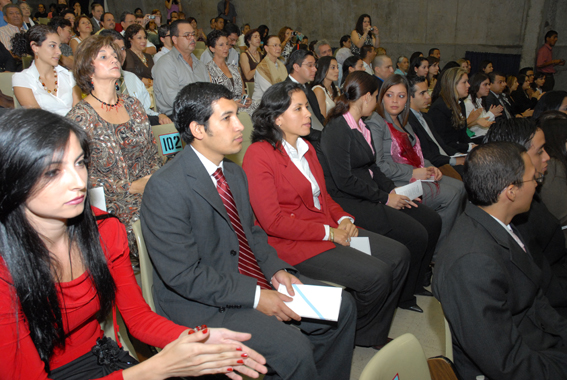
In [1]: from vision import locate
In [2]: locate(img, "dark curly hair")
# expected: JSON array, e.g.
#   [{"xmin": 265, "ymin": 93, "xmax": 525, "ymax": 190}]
[
  {"xmin": 11, "ymin": 24, "xmax": 57, "ymax": 57},
  {"xmin": 124, "ymin": 24, "xmax": 146, "ymax": 49},
  {"xmin": 206, "ymin": 29, "xmax": 228, "ymax": 48},
  {"xmin": 251, "ymin": 81, "xmax": 305, "ymax": 150}
]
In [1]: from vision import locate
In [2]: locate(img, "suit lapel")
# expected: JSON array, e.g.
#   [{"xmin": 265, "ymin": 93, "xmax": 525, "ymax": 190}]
[{"xmin": 182, "ymin": 147, "xmax": 232, "ymax": 228}]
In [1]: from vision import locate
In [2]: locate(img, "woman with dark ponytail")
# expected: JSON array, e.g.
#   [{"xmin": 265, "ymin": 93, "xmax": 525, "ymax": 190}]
[
  {"xmin": 11, "ymin": 25, "xmax": 81, "ymax": 116},
  {"xmin": 319, "ymin": 71, "xmax": 441, "ymax": 313},
  {"xmin": 0, "ymin": 109, "xmax": 266, "ymax": 379}
]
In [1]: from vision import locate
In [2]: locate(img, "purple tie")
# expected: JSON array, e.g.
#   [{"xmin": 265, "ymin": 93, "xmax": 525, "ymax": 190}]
[{"xmin": 213, "ymin": 168, "xmax": 271, "ymax": 289}]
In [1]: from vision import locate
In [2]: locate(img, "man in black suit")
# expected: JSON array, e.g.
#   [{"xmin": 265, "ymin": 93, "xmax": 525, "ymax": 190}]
[
  {"xmin": 485, "ymin": 71, "xmax": 514, "ymax": 121},
  {"xmin": 372, "ymin": 54, "xmax": 394, "ymax": 92},
  {"xmin": 434, "ymin": 142, "xmax": 567, "ymax": 380},
  {"xmin": 484, "ymin": 118, "xmax": 567, "ymax": 317},
  {"xmin": 140, "ymin": 82, "xmax": 357, "ymax": 380},
  {"xmin": 407, "ymin": 76, "xmax": 465, "ymax": 176},
  {"xmin": 90, "ymin": 3, "xmax": 103, "ymax": 33}
]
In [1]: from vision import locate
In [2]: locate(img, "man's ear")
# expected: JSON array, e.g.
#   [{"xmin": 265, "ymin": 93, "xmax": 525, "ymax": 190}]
[
  {"xmin": 504, "ymin": 183, "xmax": 517, "ymax": 202},
  {"xmin": 189, "ymin": 121, "xmax": 206, "ymax": 141}
]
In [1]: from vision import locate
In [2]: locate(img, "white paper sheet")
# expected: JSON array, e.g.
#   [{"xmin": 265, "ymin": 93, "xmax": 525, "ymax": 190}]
[
  {"xmin": 350, "ymin": 237, "xmax": 371, "ymax": 255},
  {"xmin": 394, "ymin": 181, "xmax": 424, "ymax": 200},
  {"xmin": 89, "ymin": 187, "xmax": 106, "ymax": 211},
  {"xmin": 451, "ymin": 153, "xmax": 467, "ymax": 157},
  {"xmin": 278, "ymin": 284, "xmax": 342, "ymax": 322}
]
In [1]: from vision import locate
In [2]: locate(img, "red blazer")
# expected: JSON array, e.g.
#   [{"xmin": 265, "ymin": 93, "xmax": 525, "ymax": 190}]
[{"xmin": 243, "ymin": 140, "xmax": 353, "ymax": 266}]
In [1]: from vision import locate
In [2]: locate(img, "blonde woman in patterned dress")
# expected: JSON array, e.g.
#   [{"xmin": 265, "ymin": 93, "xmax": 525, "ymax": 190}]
[
  {"xmin": 67, "ymin": 34, "xmax": 161, "ymax": 257},
  {"xmin": 205, "ymin": 29, "xmax": 250, "ymax": 111}
]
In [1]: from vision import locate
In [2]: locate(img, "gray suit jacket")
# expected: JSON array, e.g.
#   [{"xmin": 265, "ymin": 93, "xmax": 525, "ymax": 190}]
[
  {"xmin": 433, "ymin": 203, "xmax": 567, "ymax": 380},
  {"xmin": 90, "ymin": 17, "xmax": 101, "ymax": 33},
  {"xmin": 140, "ymin": 146, "xmax": 292, "ymax": 326}
]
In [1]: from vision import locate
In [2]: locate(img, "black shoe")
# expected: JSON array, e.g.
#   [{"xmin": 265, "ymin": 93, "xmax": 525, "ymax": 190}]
[
  {"xmin": 415, "ymin": 288, "xmax": 433, "ymax": 297},
  {"xmin": 399, "ymin": 304, "xmax": 423, "ymax": 313},
  {"xmin": 422, "ymin": 267, "xmax": 433, "ymax": 287},
  {"xmin": 372, "ymin": 337, "xmax": 394, "ymax": 350}
]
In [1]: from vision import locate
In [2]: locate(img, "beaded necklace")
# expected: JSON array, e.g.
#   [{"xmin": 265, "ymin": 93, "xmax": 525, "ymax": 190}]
[
  {"xmin": 90, "ymin": 92, "xmax": 123, "ymax": 112},
  {"xmin": 39, "ymin": 69, "xmax": 58, "ymax": 96}
]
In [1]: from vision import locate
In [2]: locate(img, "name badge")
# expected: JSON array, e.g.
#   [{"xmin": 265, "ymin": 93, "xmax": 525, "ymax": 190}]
[{"xmin": 159, "ymin": 132, "xmax": 183, "ymax": 155}]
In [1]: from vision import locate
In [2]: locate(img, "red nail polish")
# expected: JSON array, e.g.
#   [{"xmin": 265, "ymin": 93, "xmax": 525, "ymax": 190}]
[
  {"xmin": 188, "ymin": 330, "xmax": 195, "ymax": 335},
  {"xmin": 237, "ymin": 360, "xmax": 244, "ymax": 364},
  {"xmin": 235, "ymin": 347, "xmax": 242, "ymax": 351},
  {"xmin": 201, "ymin": 324, "xmax": 207, "ymax": 330},
  {"xmin": 201, "ymin": 328, "xmax": 208, "ymax": 334},
  {"xmin": 227, "ymin": 368, "xmax": 233, "ymax": 372},
  {"xmin": 241, "ymin": 353, "xmax": 248, "ymax": 358}
]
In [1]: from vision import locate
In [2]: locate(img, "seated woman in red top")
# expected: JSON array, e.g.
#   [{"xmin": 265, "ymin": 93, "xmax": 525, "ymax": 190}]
[
  {"xmin": 242, "ymin": 81, "xmax": 410, "ymax": 348},
  {"xmin": 0, "ymin": 109, "xmax": 266, "ymax": 380}
]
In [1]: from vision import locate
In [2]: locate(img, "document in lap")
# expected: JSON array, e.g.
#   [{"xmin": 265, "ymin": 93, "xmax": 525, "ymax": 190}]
[
  {"xmin": 394, "ymin": 180, "xmax": 424, "ymax": 200},
  {"xmin": 278, "ymin": 284, "xmax": 342, "ymax": 322}
]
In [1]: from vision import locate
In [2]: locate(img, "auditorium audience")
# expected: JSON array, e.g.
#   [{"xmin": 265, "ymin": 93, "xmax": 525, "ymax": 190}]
[
  {"xmin": 89, "ymin": 3, "xmax": 103, "ymax": 33},
  {"xmin": 463, "ymin": 73, "xmax": 501, "ymax": 139},
  {"xmin": 408, "ymin": 56, "xmax": 429, "ymax": 78},
  {"xmin": 394, "ymin": 55, "xmax": 408, "ymax": 76},
  {"xmin": 12, "ymin": 25, "xmax": 80, "ymax": 115},
  {"xmin": 240, "ymin": 28, "xmax": 263, "ymax": 83},
  {"xmin": 426, "ymin": 56, "xmax": 439, "ymax": 92},
  {"xmin": 456, "ymin": 58, "xmax": 468, "ymax": 73},
  {"xmin": 48, "ymin": 17, "xmax": 74, "ymax": 69},
  {"xmin": 251, "ymin": 35, "xmax": 286, "ymax": 103},
  {"xmin": 205, "ymin": 29, "xmax": 249, "ymax": 111},
  {"xmin": 97, "ymin": 12, "xmax": 116, "ymax": 33},
  {"xmin": 341, "ymin": 55, "xmax": 365, "ymax": 86},
  {"xmin": 70, "ymin": 15, "xmax": 92, "ymax": 54},
  {"xmin": 372, "ymin": 54, "xmax": 394, "ymax": 90},
  {"xmin": 485, "ymin": 71, "xmax": 515, "ymax": 121},
  {"xmin": 350, "ymin": 14, "xmax": 379, "ymax": 56},
  {"xmin": 34, "ymin": 3, "xmax": 48, "ymax": 21},
  {"xmin": 532, "ymin": 90, "xmax": 567, "ymax": 120},
  {"xmin": 278, "ymin": 26, "xmax": 295, "ymax": 62},
  {"xmin": 511, "ymin": 73, "xmax": 541, "ymax": 115},
  {"xmin": 217, "ymin": 0, "xmax": 236, "ymax": 24},
  {"xmin": 20, "ymin": 3, "xmax": 35, "ymax": 30},
  {"xmin": 165, "ymin": 0, "xmax": 181, "ymax": 21},
  {"xmin": 410, "ymin": 51, "xmax": 423, "ymax": 63},
  {"xmin": 153, "ymin": 24, "xmax": 172, "ymax": 63},
  {"xmin": 367, "ymin": 74, "xmax": 465, "ymax": 250},
  {"xmin": 428, "ymin": 48, "xmax": 440, "ymax": 60},
  {"xmin": 123, "ymin": 24, "xmax": 154, "ymax": 88},
  {"xmin": 67, "ymin": 35, "xmax": 160, "ymax": 254},
  {"xmin": 0, "ymin": 108, "xmax": 266, "ymax": 380},
  {"xmin": 360, "ymin": 45, "xmax": 376, "ymax": 75},
  {"xmin": 60, "ymin": 9, "xmax": 75, "ymax": 29},
  {"xmin": 434, "ymin": 141, "xmax": 567, "ymax": 380},
  {"xmin": 336, "ymin": 35, "xmax": 353, "ymax": 65},
  {"xmin": 532, "ymin": 71, "xmax": 546, "ymax": 95},
  {"xmin": 311, "ymin": 56, "xmax": 339, "ymax": 119},
  {"xmin": 237, "ymin": 23, "xmax": 249, "ymax": 51},
  {"xmin": 428, "ymin": 67, "xmax": 473, "ymax": 153},
  {"xmin": 188, "ymin": 17, "xmax": 206, "ymax": 42},
  {"xmin": 0, "ymin": 4, "xmax": 25, "ymax": 51},
  {"xmin": 200, "ymin": 23, "xmax": 239, "ymax": 66},
  {"xmin": 100, "ymin": 29, "xmax": 170, "ymax": 125},
  {"xmin": 319, "ymin": 71, "xmax": 442, "ymax": 313},
  {"xmin": 152, "ymin": 20, "xmax": 209, "ymax": 117},
  {"xmin": 479, "ymin": 59, "xmax": 493, "ymax": 74}
]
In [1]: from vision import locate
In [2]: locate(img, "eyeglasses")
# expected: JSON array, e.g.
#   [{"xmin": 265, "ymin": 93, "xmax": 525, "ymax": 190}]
[
  {"xmin": 301, "ymin": 63, "xmax": 316, "ymax": 68},
  {"xmin": 177, "ymin": 32, "xmax": 196, "ymax": 39},
  {"xmin": 517, "ymin": 172, "xmax": 544, "ymax": 185},
  {"xmin": 165, "ymin": 34, "xmax": 171, "ymax": 38},
  {"xmin": 265, "ymin": 44, "xmax": 280, "ymax": 48}
]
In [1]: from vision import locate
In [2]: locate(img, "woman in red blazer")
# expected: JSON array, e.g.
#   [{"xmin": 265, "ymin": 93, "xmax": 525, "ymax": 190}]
[{"xmin": 242, "ymin": 81, "xmax": 410, "ymax": 348}]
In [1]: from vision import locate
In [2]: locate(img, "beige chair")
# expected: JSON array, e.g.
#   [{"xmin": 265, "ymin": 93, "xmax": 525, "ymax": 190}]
[
  {"xmin": 225, "ymin": 111, "xmax": 253, "ymax": 166},
  {"xmin": 193, "ymin": 48, "xmax": 205, "ymax": 60},
  {"xmin": 37, "ymin": 17, "xmax": 50, "ymax": 25},
  {"xmin": 0, "ymin": 72, "xmax": 14, "ymax": 97},
  {"xmin": 444, "ymin": 316, "xmax": 453, "ymax": 361},
  {"xmin": 21, "ymin": 55, "xmax": 32, "ymax": 70},
  {"xmin": 195, "ymin": 41, "xmax": 206, "ymax": 50},
  {"xmin": 245, "ymin": 81, "xmax": 254, "ymax": 98},
  {"xmin": 359, "ymin": 333, "xmax": 432, "ymax": 380},
  {"xmin": 151, "ymin": 123, "xmax": 184, "ymax": 160},
  {"xmin": 132, "ymin": 220, "xmax": 156, "ymax": 312}
]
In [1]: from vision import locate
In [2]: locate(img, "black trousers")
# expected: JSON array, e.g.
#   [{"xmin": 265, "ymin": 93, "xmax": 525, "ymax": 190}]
[
  {"xmin": 294, "ymin": 228, "xmax": 409, "ymax": 347},
  {"xmin": 334, "ymin": 197, "xmax": 442, "ymax": 308}
]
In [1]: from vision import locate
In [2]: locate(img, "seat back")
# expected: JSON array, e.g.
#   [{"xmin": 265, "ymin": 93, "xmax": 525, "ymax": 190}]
[
  {"xmin": 195, "ymin": 41, "xmax": 206, "ymax": 50},
  {"xmin": 37, "ymin": 17, "xmax": 50, "ymax": 25},
  {"xmin": 245, "ymin": 82, "xmax": 254, "ymax": 98},
  {"xmin": 359, "ymin": 333, "xmax": 432, "ymax": 380},
  {"xmin": 0, "ymin": 72, "xmax": 14, "ymax": 97},
  {"xmin": 193, "ymin": 48, "xmax": 205, "ymax": 60},
  {"xmin": 225, "ymin": 111, "xmax": 253, "ymax": 166},
  {"xmin": 132, "ymin": 220, "xmax": 156, "ymax": 312},
  {"xmin": 151, "ymin": 123, "xmax": 184, "ymax": 159}
]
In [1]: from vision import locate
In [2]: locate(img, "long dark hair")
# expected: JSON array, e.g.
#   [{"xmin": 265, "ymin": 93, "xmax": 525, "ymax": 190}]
[
  {"xmin": 0, "ymin": 109, "xmax": 116, "ymax": 373},
  {"xmin": 541, "ymin": 118, "xmax": 567, "ymax": 173},
  {"xmin": 328, "ymin": 71, "xmax": 379, "ymax": 122},
  {"xmin": 376, "ymin": 74, "xmax": 411, "ymax": 126},
  {"xmin": 533, "ymin": 91, "xmax": 567, "ymax": 121},
  {"xmin": 354, "ymin": 14, "xmax": 371, "ymax": 35},
  {"xmin": 341, "ymin": 55, "xmax": 362, "ymax": 86},
  {"xmin": 408, "ymin": 56, "xmax": 427, "ymax": 78},
  {"xmin": 251, "ymin": 81, "xmax": 305, "ymax": 150},
  {"xmin": 468, "ymin": 72, "xmax": 489, "ymax": 109},
  {"xmin": 11, "ymin": 24, "xmax": 57, "ymax": 57},
  {"xmin": 311, "ymin": 56, "xmax": 339, "ymax": 99}
]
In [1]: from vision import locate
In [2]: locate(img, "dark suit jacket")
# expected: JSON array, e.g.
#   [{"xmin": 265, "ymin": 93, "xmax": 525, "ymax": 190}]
[
  {"xmin": 433, "ymin": 203, "xmax": 567, "ymax": 380},
  {"xmin": 428, "ymin": 97, "xmax": 471, "ymax": 153},
  {"xmin": 485, "ymin": 91, "xmax": 514, "ymax": 122},
  {"xmin": 408, "ymin": 111, "xmax": 457, "ymax": 167},
  {"xmin": 510, "ymin": 89, "xmax": 538, "ymax": 115},
  {"xmin": 318, "ymin": 116, "xmax": 396, "ymax": 232},
  {"xmin": 140, "ymin": 146, "xmax": 292, "ymax": 326},
  {"xmin": 90, "ymin": 17, "xmax": 101, "ymax": 33},
  {"xmin": 243, "ymin": 140, "xmax": 352, "ymax": 266}
]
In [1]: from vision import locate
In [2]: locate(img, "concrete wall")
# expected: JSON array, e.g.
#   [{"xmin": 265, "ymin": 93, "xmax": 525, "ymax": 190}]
[{"xmin": 23, "ymin": 0, "xmax": 566, "ymax": 87}]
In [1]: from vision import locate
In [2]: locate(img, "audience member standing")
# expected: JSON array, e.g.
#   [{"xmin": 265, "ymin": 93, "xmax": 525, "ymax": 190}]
[
  {"xmin": 217, "ymin": 0, "xmax": 236, "ymax": 24},
  {"xmin": 164, "ymin": 0, "xmax": 181, "ymax": 21},
  {"xmin": 537, "ymin": 30, "xmax": 565, "ymax": 92},
  {"xmin": 350, "ymin": 14, "xmax": 379, "ymax": 56},
  {"xmin": 152, "ymin": 20, "xmax": 209, "ymax": 117}
]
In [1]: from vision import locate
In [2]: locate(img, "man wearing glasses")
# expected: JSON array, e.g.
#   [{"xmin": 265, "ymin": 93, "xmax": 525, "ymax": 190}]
[
  {"xmin": 433, "ymin": 141, "xmax": 567, "ymax": 380},
  {"xmin": 152, "ymin": 20, "xmax": 210, "ymax": 117}
]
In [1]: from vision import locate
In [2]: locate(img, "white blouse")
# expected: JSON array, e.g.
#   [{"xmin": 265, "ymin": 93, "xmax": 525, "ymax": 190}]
[
  {"xmin": 463, "ymin": 95, "xmax": 496, "ymax": 138},
  {"xmin": 12, "ymin": 62, "xmax": 76, "ymax": 116}
]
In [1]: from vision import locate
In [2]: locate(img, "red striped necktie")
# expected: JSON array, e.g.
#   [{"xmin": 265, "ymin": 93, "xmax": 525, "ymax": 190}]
[{"xmin": 213, "ymin": 168, "xmax": 271, "ymax": 290}]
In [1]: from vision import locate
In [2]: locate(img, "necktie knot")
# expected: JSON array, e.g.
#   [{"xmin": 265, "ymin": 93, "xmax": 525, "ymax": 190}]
[{"xmin": 213, "ymin": 168, "xmax": 225, "ymax": 183}]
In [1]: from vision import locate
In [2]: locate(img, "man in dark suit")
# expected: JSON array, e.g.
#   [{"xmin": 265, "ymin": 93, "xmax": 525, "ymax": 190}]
[
  {"xmin": 484, "ymin": 118, "xmax": 567, "ymax": 317},
  {"xmin": 89, "ymin": 3, "xmax": 103, "ymax": 33},
  {"xmin": 433, "ymin": 142, "xmax": 567, "ymax": 380},
  {"xmin": 485, "ymin": 71, "xmax": 514, "ymax": 121},
  {"xmin": 140, "ymin": 82, "xmax": 357, "ymax": 380},
  {"xmin": 407, "ymin": 75, "xmax": 465, "ymax": 176}
]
